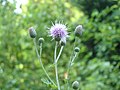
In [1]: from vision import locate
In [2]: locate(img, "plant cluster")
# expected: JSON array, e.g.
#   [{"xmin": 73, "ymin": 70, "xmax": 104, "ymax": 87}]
[{"xmin": 28, "ymin": 22, "xmax": 83, "ymax": 90}]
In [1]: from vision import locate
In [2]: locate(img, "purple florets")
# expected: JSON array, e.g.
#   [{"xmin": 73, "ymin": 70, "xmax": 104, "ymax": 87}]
[{"xmin": 49, "ymin": 22, "xmax": 68, "ymax": 42}]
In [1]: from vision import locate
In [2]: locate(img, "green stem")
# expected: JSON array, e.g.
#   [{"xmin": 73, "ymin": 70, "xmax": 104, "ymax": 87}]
[
  {"xmin": 55, "ymin": 63, "xmax": 60, "ymax": 90},
  {"xmin": 54, "ymin": 42, "xmax": 60, "ymax": 90},
  {"xmin": 33, "ymin": 38, "xmax": 56, "ymax": 86},
  {"xmin": 70, "ymin": 52, "xmax": 78, "ymax": 66},
  {"xmin": 66, "ymin": 38, "xmax": 77, "ymax": 90},
  {"xmin": 55, "ymin": 46, "xmax": 64, "ymax": 63},
  {"xmin": 54, "ymin": 42, "xmax": 57, "ymax": 63},
  {"xmin": 66, "ymin": 52, "xmax": 78, "ymax": 90}
]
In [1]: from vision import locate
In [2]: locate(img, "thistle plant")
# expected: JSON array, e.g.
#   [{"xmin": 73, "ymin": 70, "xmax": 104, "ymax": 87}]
[{"xmin": 28, "ymin": 22, "xmax": 83, "ymax": 90}]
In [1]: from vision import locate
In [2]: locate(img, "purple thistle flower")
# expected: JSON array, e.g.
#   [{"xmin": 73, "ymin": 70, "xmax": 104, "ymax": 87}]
[{"xmin": 49, "ymin": 22, "xmax": 69, "ymax": 42}]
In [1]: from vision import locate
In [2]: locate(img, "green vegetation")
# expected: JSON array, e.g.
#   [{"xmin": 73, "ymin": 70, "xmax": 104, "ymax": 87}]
[{"xmin": 0, "ymin": 0, "xmax": 120, "ymax": 90}]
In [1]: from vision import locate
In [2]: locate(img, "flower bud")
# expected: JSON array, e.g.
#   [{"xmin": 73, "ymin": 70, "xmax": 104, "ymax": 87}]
[
  {"xmin": 72, "ymin": 81, "xmax": 79, "ymax": 89},
  {"xmin": 28, "ymin": 27, "xmax": 37, "ymax": 38},
  {"xmin": 38, "ymin": 38, "xmax": 44, "ymax": 45},
  {"xmin": 60, "ymin": 40, "xmax": 66, "ymax": 46},
  {"xmin": 74, "ymin": 25, "xmax": 83, "ymax": 37},
  {"xmin": 74, "ymin": 47, "xmax": 80, "ymax": 52}
]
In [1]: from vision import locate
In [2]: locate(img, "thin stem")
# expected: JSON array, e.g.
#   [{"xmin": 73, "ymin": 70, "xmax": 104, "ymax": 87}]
[
  {"xmin": 66, "ymin": 37, "xmax": 77, "ymax": 90},
  {"xmin": 70, "ymin": 52, "xmax": 78, "ymax": 66},
  {"xmin": 33, "ymin": 38, "xmax": 56, "ymax": 86},
  {"xmin": 54, "ymin": 42, "xmax": 60, "ymax": 90},
  {"xmin": 68, "ymin": 38, "xmax": 76, "ymax": 70},
  {"xmin": 55, "ymin": 63, "xmax": 60, "ymax": 90},
  {"xmin": 66, "ymin": 52, "xmax": 78, "ymax": 90},
  {"xmin": 55, "ymin": 46, "xmax": 64, "ymax": 63},
  {"xmin": 54, "ymin": 42, "xmax": 57, "ymax": 62}
]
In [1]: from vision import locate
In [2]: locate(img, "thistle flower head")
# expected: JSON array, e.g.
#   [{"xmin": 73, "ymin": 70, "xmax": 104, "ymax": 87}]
[{"xmin": 49, "ymin": 22, "xmax": 68, "ymax": 42}]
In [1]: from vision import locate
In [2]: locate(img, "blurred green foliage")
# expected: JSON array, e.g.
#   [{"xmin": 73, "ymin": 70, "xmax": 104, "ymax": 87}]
[{"xmin": 0, "ymin": 0, "xmax": 120, "ymax": 90}]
